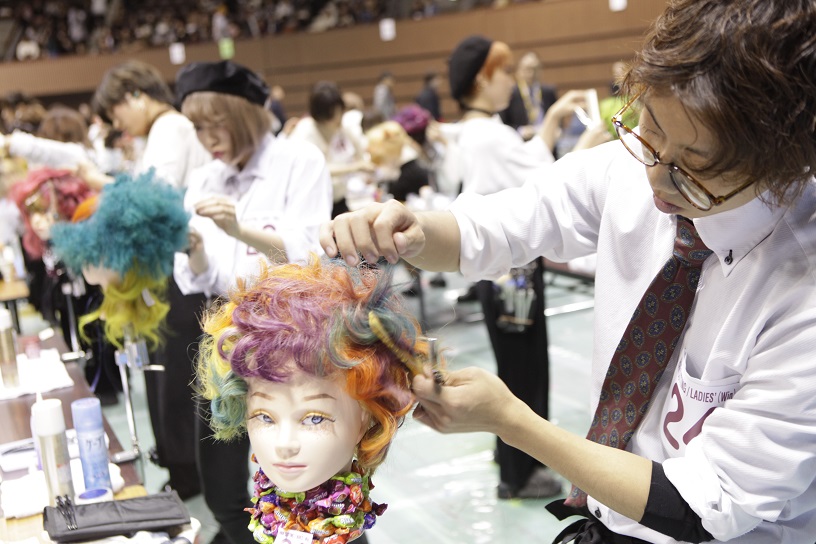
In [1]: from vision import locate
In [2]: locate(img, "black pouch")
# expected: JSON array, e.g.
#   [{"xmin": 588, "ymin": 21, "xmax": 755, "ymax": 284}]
[{"xmin": 43, "ymin": 491, "xmax": 191, "ymax": 543}]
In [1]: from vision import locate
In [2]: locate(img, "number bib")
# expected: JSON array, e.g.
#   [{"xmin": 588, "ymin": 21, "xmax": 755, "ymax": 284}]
[{"xmin": 660, "ymin": 351, "xmax": 740, "ymax": 456}]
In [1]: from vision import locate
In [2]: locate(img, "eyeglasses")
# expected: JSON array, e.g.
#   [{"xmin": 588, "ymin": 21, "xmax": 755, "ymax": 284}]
[{"xmin": 612, "ymin": 94, "xmax": 753, "ymax": 211}]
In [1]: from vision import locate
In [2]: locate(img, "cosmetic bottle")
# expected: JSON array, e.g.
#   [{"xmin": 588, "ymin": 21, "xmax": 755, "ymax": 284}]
[
  {"xmin": 31, "ymin": 398, "xmax": 74, "ymax": 505},
  {"xmin": 71, "ymin": 397, "xmax": 112, "ymax": 491},
  {"xmin": 0, "ymin": 308, "xmax": 18, "ymax": 388}
]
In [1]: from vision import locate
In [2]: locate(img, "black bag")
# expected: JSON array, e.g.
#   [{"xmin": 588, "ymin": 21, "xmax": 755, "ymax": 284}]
[{"xmin": 43, "ymin": 491, "xmax": 191, "ymax": 543}]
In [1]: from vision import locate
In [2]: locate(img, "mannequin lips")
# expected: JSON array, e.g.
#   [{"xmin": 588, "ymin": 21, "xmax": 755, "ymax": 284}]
[{"xmin": 273, "ymin": 463, "xmax": 308, "ymax": 474}]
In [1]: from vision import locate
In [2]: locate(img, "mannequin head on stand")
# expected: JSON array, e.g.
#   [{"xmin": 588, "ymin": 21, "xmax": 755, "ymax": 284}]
[
  {"xmin": 49, "ymin": 171, "xmax": 188, "ymax": 348},
  {"xmin": 197, "ymin": 258, "xmax": 441, "ymax": 543},
  {"xmin": 10, "ymin": 168, "xmax": 93, "ymax": 260}
]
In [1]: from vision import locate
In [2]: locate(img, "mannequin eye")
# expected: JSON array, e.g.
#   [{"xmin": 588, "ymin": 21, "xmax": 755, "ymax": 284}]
[
  {"xmin": 249, "ymin": 412, "xmax": 274, "ymax": 425},
  {"xmin": 303, "ymin": 413, "xmax": 334, "ymax": 426}
]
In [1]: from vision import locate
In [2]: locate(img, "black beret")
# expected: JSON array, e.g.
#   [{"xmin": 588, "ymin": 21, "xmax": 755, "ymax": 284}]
[
  {"xmin": 448, "ymin": 35, "xmax": 493, "ymax": 102},
  {"xmin": 175, "ymin": 60, "xmax": 269, "ymax": 107}
]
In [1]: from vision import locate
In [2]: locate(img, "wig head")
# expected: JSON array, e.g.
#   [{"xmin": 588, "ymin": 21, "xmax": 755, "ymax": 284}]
[
  {"xmin": 10, "ymin": 168, "xmax": 93, "ymax": 259},
  {"xmin": 366, "ymin": 121, "xmax": 408, "ymax": 167},
  {"xmin": 50, "ymin": 170, "xmax": 189, "ymax": 281},
  {"xmin": 198, "ymin": 257, "xmax": 435, "ymax": 475}
]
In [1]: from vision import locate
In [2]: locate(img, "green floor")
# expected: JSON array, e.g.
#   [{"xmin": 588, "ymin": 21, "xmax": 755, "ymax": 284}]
[{"xmin": 23, "ymin": 268, "xmax": 595, "ymax": 543}]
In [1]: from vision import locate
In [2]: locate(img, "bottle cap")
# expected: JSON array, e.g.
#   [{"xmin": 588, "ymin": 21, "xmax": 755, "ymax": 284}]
[
  {"xmin": 0, "ymin": 308, "xmax": 11, "ymax": 331},
  {"xmin": 31, "ymin": 398, "xmax": 66, "ymax": 436},
  {"xmin": 71, "ymin": 397, "xmax": 103, "ymax": 432}
]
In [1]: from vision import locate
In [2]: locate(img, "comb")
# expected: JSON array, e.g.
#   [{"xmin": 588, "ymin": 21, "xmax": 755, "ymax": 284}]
[{"xmin": 368, "ymin": 311, "xmax": 424, "ymax": 377}]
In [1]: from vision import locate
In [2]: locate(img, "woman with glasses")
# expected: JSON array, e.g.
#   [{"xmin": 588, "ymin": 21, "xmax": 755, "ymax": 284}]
[{"xmin": 320, "ymin": 0, "xmax": 816, "ymax": 542}]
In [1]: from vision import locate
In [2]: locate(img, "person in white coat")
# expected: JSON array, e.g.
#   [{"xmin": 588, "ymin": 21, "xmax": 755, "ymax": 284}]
[
  {"xmin": 321, "ymin": 1, "xmax": 816, "ymax": 542},
  {"xmin": 174, "ymin": 60, "xmax": 332, "ymax": 544}
]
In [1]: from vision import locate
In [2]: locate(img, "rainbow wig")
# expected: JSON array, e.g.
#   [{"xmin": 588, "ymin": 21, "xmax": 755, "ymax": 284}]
[
  {"xmin": 50, "ymin": 170, "xmax": 189, "ymax": 348},
  {"xmin": 197, "ymin": 257, "xmax": 432, "ymax": 476},
  {"xmin": 9, "ymin": 168, "xmax": 94, "ymax": 259}
]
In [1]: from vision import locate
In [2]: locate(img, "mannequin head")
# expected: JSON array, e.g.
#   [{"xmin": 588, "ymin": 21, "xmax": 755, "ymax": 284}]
[
  {"xmin": 10, "ymin": 168, "xmax": 93, "ymax": 259},
  {"xmin": 366, "ymin": 121, "xmax": 408, "ymax": 176},
  {"xmin": 198, "ymin": 258, "xmax": 435, "ymax": 487},
  {"xmin": 50, "ymin": 171, "xmax": 189, "ymax": 347}
]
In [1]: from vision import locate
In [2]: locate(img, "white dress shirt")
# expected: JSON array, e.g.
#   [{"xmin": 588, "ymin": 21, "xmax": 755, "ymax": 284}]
[
  {"xmin": 174, "ymin": 134, "xmax": 332, "ymax": 297},
  {"xmin": 449, "ymin": 140, "xmax": 816, "ymax": 543},
  {"xmin": 287, "ymin": 116, "xmax": 364, "ymax": 203},
  {"xmin": 140, "ymin": 112, "xmax": 211, "ymax": 188},
  {"xmin": 457, "ymin": 116, "xmax": 554, "ymax": 195}
]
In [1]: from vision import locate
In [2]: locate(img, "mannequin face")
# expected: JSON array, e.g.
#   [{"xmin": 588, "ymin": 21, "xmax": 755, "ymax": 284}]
[
  {"xmin": 82, "ymin": 264, "xmax": 121, "ymax": 288},
  {"xmin": 245, "ymin": 371, "xmax": 368, "ymax": 493},
  {"xmin": 30, "ymin": 212, "xmax": 56, "ymax": 241},
  {"xmin": 25, "ymin": 182, "xmax": 58, "ymax": 241}
]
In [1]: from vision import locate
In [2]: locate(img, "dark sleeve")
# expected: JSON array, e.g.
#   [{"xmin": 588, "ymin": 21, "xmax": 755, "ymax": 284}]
[{"xmin": 639, "ymin": 461, "xmax": 715, "ymax": 543}]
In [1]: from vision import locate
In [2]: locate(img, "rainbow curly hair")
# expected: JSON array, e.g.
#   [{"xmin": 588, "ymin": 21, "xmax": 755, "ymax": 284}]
[
  {"xmin": 197, "ymin": 257, "xmax": 433, "ymax": 476},
  {"xmin": 9, "ymin": 168, "xmax": 94, "ymax": 259},
  {"xmin": 50, "ymin": 170, "xmax": 189, "ymax": 348}
]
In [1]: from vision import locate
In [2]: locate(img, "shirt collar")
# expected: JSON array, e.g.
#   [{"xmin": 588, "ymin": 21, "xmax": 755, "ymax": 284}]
[
  {"xmin": 220, "ymin": 133, "xmax": 274, "ymax": 185},
  {"xmin": 692, "ymin": 191, "xmax": 786, "ymax": 277}
]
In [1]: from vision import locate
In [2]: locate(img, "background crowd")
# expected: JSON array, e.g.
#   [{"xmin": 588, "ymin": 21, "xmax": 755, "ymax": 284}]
[{"xmin": 0, "ymin": 0, "xmax": 542, "ymax": 63}]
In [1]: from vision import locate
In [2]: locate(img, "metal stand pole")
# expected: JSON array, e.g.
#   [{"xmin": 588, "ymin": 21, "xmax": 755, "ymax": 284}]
[{"xmin": 110, "ymin": 325, "xmax": 164, "ymax": 485}]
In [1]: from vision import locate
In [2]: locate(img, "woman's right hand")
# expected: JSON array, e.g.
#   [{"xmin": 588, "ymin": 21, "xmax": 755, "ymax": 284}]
[
  {"xmin": 319, "ymin": 200, "xmax": 426, "ymax": 266},
  {"xmin": 187, "ymin": 228, "xmax": 209, "ymax": 276}
]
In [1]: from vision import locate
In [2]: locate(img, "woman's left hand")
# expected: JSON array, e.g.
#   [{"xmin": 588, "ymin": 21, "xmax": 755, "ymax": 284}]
[
  {"xmin": 194, "ymin": 196, "xmax": 241, "ymax": 238},
  {"xmin": 411, "ymin": 367, "xmax": 522, "ymax": 435}
]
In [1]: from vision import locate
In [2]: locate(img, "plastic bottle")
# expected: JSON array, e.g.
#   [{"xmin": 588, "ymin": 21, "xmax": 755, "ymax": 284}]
[
  {"xmin": 71, "ymin": 397, "xmax": 112, "ymax": 491},
  {"xmin": 0, "ymin": 308, "xmax": 17, "ymax": 388},
  {"xmin": 31, "ymin": 398, "xmax": 74, "ymax": 505}
]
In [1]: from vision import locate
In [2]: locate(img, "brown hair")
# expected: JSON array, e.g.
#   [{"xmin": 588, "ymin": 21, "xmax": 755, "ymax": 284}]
[
  {"xmin": 622, "ymin": 0, "xmax": 816, "ymax": 204},
  {"xmin": 181, "ymin": 91, "xmax": 272, "ymax": 160},
  {"xmin": 93, "ymin": 60, "xmax": 174, "ymax": 120},
  {"xmin": 38, "ymin": 107, "xmax": 90, "ymax": 147}
]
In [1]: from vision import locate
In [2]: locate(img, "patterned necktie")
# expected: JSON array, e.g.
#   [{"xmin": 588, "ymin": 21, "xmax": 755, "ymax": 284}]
[{"xmin": 565, "ymin": 217, "xmax": 712, "ymax": 507}]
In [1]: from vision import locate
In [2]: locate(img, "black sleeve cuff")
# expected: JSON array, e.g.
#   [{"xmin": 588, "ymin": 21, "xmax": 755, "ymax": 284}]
[{"xmin": 640, "ymin": 461, "xmax": 715, "ymax": 543}]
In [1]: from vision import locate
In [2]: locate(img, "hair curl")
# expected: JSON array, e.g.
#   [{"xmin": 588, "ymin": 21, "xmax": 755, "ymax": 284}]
[
  {"xmin": 197, "ymin": 257, "xmax": 433, "ymax": 476},
  {"xmin": 621, "ymin": 0, "xmax": 816, "ymax": 204}
]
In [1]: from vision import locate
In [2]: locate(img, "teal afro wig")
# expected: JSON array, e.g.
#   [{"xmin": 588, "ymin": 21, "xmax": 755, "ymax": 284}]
[{"xmin": 51, "ymin": 170, "xmax": 189, "ymax": 281}]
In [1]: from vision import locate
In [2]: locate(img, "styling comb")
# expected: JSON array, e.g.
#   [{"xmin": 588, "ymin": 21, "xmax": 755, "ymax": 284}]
[{"xmin": 368, "ymin": 311, "xmax": 424, "ymax": 377}]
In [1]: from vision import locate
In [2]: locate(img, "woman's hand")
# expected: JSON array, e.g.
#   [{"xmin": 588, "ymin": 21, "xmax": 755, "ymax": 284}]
[
  {"xmin": 186, "ymin": 228, "xmax": 208, "ymax": 276},
  {"xmin": 320, "ymin": 200, "xmax": 426, "ymax": 266},
  {"xmin": 74, "ymin": 160, "xmax": 113, "ymax": 191},
  {"xmin": 194, "ymin": 196, "xmax": 241, "ymax": 238},
  {"xmin": 411, "ymin": 367, "xmax": 523, "ymax": 436}
]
